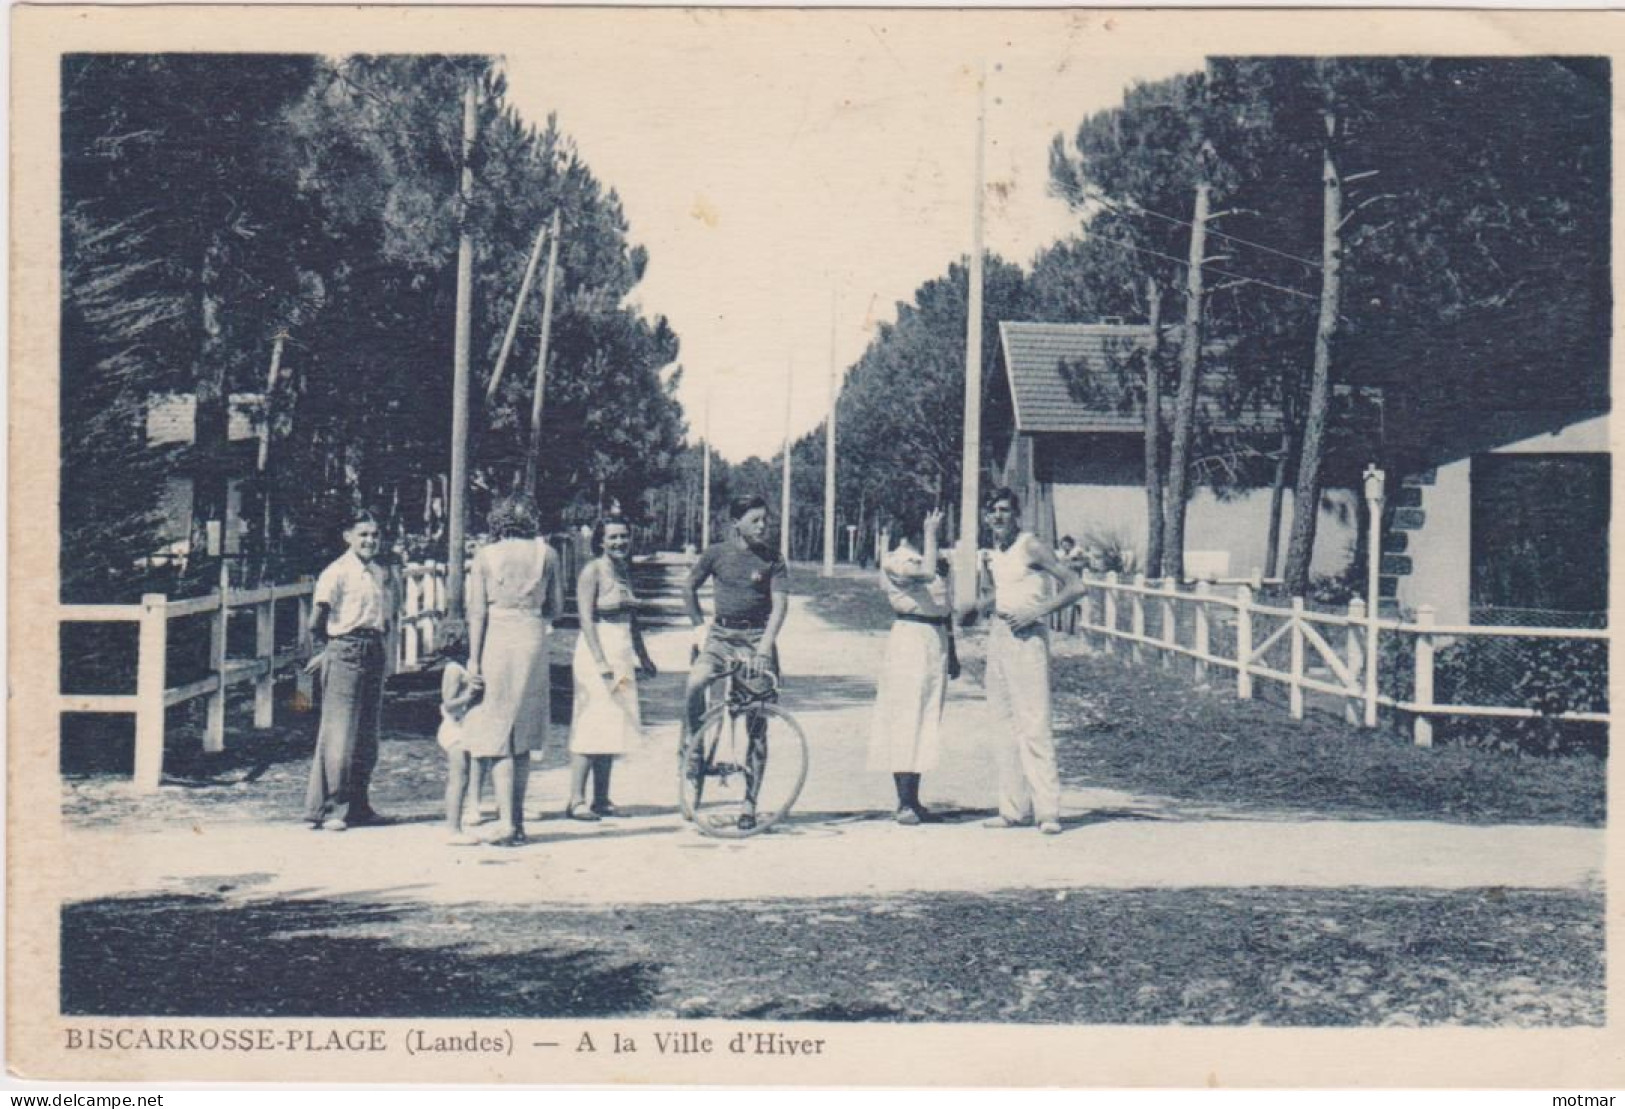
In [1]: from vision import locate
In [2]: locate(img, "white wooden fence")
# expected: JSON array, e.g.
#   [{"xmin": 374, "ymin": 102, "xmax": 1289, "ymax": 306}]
[
  {"xmin": 1062, "ymin": 572, "xmax": 1609, "ymax": 744},
  {"xmin": 58, "ymin": 562, "xmax": 450, "ymax": 792}
]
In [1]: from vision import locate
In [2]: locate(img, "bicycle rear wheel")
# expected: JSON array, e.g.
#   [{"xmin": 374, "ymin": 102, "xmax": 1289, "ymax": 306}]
[{"xmin": 678, "ymin": 702, "xmax": 808, "ymax": 838}]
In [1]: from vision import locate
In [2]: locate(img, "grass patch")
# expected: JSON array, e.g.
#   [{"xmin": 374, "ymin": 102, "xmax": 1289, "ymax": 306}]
[
  {"xmin": 64, "ymin": 885, "xmax": 1601, "ymax": 1026},
  {"xmin": 991, "ymin": 647, "xmax": 1605, "ymax": 826}
]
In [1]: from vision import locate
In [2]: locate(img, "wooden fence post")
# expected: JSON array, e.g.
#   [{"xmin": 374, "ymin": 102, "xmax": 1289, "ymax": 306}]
[
  {"xmin": 402, "ymin": 570, "xmax": 422, "ymax": 671},
  {"xmin": 1160, "ymin": 577, "xmax": 1177, "ymax": 668},
  {"xmin": 1413, "ymin": 605, "xmax": 1436, "ymax": 747},
  {"xmin": 205, "ymin": 583, "xmax": 228, "ymax": 753},
  {"xmin": 1364, "ymin": 589, "xmax": 1382, "ymax": 729},
  {"xmin": 428, "ymin": 561, "xmax": 444, "ymax": 646},
  {"xmin": 1289, "ymin": 597, "xmax": 1306, "ymax": 719},
  {"xmin": 1345, "ymin": 598, "xmax": 1366, "ymax": 725},
  {"xmin": 296, "ymin": 587, "xmax": 315, "ymax": 706},
  {"xmin": 134, "ymin": 594, "xmax": 169, "ymax": 792},
  {"xmin": 1235, "ymin": 585, "xmax": 1254, "ymax": 700},
  {"xmin": 1194, "ymin": 581, "xmax": 1211, "ymax": 683},
  {"xmin": 254, "ymin": 593, "xmax": 275, "ymax": 729},
  {"xmin": 1103, "ymin": 573, "xmax": 1119, "ymax": 659},
  {"xmin": 1130, "ymin": 573, "xmax": 1147, "ymax": 664}
]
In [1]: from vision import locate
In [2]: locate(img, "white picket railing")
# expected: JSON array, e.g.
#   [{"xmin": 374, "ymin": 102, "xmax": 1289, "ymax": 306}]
[
  {"xmin": 1062, "ymin": 572, "xmax": 1609, "ymax": 745},
  {"xmin": 58, "ymin": 562, "xmax": 451, "ymax": 792}
]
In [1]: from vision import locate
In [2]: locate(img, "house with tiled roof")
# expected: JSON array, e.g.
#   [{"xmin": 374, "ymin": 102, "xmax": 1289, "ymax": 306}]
[
  {"xmin": 991, "ymin": 321, "xmax": 1360, "ymax": 582},
  {"xmin": 993, "ymin": 320, "xmax": 1609, "ymax": 625}
]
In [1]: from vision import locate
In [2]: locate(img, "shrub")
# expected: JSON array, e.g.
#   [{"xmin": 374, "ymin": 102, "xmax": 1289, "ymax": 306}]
[{"xmin": 1434, "ymin": 635, "xmax": 1608, "ymax": 756}]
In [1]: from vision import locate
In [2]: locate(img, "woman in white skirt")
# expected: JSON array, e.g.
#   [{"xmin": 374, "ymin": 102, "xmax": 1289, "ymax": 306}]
[
  {"xmin": 567, "ymin": 515, "xmax": 657, "ymax": 819},
  {"xmin": 869, "ymin": 507, "xmax": 956, "ymax": 825},
  {"xmin": 460, "ymin": 495, "xmax": 562, "ymax": 845}
]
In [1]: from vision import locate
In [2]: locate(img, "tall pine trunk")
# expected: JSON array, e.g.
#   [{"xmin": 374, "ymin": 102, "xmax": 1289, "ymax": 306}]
[
  {"xmin": 189, "ymin": 237, "xmax": 230, "ymax": 588},
  {"xmin": 1142, "ymin": 277, "xmax": 1166, "ymax": 579},
  {"xmin": 1283, "ymin": 115, "xmax": 1343, "ymax": 597},
  {"xmin": 1264, "ymin": 422, "xmax": 1296, "ymax": 579},
  {"xmin": 1164, "ymin": 163, "xmax": 1211, "ymax": 583},
  {"xmin": 1264, "ymin": 379, "xmax": 1298, "ymax": 579}
]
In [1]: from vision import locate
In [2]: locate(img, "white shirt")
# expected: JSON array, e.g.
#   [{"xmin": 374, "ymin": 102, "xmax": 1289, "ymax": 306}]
[
  {"xmin": 314, "ymin": 551, "xmax": 393, "ymax": 637},
  {"xmin": 985, "ymin": 533, "xmax": 1050, "ymax": 615},
  {"xmin": 881, "ymin": 542, "xmax": 949, "ymax": 618}
]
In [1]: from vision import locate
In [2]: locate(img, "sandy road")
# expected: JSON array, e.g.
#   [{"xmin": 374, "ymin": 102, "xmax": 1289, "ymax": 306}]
[{"xmin": 60, "ymin": 564, "xmax": 1602, "ymax": 909}]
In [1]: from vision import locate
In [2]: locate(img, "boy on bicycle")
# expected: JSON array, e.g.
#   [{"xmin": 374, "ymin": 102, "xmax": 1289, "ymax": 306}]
[{"xmin": 682, "ymin": 494, "xmax": 789, "ymax": 830}]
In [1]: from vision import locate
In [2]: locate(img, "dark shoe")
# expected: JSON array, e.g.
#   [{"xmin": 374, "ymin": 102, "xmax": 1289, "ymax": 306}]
[
  {"xmin": 736, "ymin": 812, "xmax": 757, "ymax": 832},
  {"xmin": 565, "ymin": 801, "xmax": 601, "ymax": 822},
  {"xmin": 348, "ymin": 810, "xmax": 393, "ymax": 828},
  {"xmin": 911, "ymin": 805, "xmax": 944, "ymax": 824},
  {"xmin": 590, "ymin": 801, "xmax": 622, "ymax": 818}
]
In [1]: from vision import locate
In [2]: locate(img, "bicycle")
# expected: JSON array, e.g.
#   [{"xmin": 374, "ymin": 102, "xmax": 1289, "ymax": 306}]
[{"xmin": 678, "ymin": 662, "xmax": 808, "ymax": 837}]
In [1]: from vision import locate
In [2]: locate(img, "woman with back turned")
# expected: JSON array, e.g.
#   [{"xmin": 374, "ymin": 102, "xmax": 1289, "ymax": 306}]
[{"xmin": 458, "ymin": 494, "xmax": 562, "ymax": 846}]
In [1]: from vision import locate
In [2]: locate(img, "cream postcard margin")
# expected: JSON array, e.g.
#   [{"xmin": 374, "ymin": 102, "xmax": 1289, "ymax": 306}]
[{"xmin": 10, "ymin": 5, "xmax": 1625, "ymax": 1086}]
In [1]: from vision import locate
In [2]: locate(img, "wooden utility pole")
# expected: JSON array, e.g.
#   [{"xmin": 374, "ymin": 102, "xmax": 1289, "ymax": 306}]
[
  {"xmin": 822, "ymin": 288, "xmax": 838, "ymax": 576},
  {"xmin": 953, "ymin": 63, "xmax": 987, "ymax": 611},
  {"xmin": 1164, "ymin": 143, "xmax": 1213, "ymax": 584},
  {"xmin": 525, "ymin": 208, "xmax": 563, "ymax": 498},
  {"xmin": 1142, "ymin": 278, "xmax": 1165, "ymax": 579},
  {"xmin": 256, "ymin": 329, "xmax": 289, "ymax": 581},
  {"xmin": 486, "ymin": 221, "xmax": 549, "ymax": 404},
  {"xmin": 781, "ymin": 358, "xmax": 794, "ymax": 562},
  {"xmin": 1284, "ymin": 113, "xmax": 1344, "ymax": 596},
  {"xmin": 701, "ymin": 382, "xmax": 713, "ymax": 549},
  {"xmin": 447, "ymin": 71, "xmax": 478, "ymax": 619}
]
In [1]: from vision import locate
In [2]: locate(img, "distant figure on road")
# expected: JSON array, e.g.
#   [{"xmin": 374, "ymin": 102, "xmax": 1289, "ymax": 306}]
[
  {"xmin": 459, "ymin": 494, "xmax": 562, "ymax": 846},
  {"xmin": 567, "ymin": 515, "xmax": 658, "ymax": 820},
  {"xmin": 869, "ymin": 507, "xmax": 957, "ymax": 825},
  {"xmin": 303, "ymin": 509, "xmax": 396, "ymax": 832},
  {"xmin": 681, "ymin": 495, "xmax": 788, "ymax": 831},
  {"xmin": 971, "ymin": 486, "xmax": 1086, "ymax": 836}
]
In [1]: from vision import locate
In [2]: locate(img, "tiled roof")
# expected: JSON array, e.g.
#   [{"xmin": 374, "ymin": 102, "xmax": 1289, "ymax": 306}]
[
  {"xmin": 146, "ymin": 393, "xmax": 265, "ymax": 446},
  {"xmin": 998, "ymin": 321, "xmax": 1281, "ymax": 435}
]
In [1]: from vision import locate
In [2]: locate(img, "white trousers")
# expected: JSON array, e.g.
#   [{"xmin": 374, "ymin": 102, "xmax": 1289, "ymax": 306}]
[{"xmin": 985, "ymin": 621, "xmax": 1061, "ymax": 823}]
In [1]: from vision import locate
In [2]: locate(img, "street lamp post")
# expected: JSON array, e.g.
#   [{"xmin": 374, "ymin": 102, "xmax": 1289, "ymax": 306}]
[{"xmin": 1362, "ymin": 464, "xmax": 1385, "ymax": 728}]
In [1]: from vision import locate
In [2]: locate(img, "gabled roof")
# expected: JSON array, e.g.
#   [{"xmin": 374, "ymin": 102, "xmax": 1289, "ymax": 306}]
[{"xmin": 998, "ymin": 321, "xmax": 1281, "ymax": 435}]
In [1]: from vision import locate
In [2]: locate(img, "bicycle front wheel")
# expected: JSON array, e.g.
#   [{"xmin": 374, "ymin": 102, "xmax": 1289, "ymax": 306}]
[{"xmin": 678, "ymin": 702, "xmax": 808, "ymax": 838}]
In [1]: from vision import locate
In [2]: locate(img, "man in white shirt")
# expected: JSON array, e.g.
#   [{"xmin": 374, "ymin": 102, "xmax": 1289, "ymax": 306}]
[
  {"xmin": 972, "ymin": 487, "xmax": 1086, "ymax": 835},
  {"xmin": 303, "ymin": 511, "xmax": 396, "ymax": 831}
]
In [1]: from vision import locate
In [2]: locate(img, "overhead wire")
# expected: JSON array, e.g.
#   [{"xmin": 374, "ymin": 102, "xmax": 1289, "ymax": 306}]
[
  {"xmin": 1084, "ymin": 186, "xmax": 1324, "ymax": 271},
  {"xmin": 1086, "ymin": 232, "xmax": 1323, "ymax": 304}
]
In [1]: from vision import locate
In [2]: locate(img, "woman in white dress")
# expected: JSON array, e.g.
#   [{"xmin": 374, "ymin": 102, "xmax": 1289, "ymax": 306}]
[
  {"xmin": 868, "ymin": 507, "xmax": 955, "ymax": 825},
  {"xmin": 566, "ymin": 516, "xmax": 657, "ymax": 819},
  {"xmin": 460, "ymin": 495, "xmax": 562, "ymax": 845}
]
